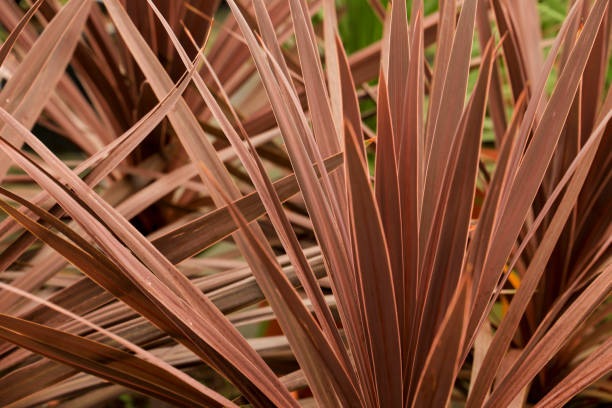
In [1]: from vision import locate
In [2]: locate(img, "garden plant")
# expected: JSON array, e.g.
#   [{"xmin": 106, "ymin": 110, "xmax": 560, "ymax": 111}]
[{"xmin": 0, "ymin": 0, "xmax": 610, "ymax": 407}]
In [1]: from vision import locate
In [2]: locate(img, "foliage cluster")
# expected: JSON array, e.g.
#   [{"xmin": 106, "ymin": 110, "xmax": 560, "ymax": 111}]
[{"xmin": 0, "ymin": 0, "xmax": 610, "ymax": 407}]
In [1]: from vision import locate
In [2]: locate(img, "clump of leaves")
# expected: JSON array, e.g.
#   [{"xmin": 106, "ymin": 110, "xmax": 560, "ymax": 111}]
[{"xmin": 0, "ymin": 0, "xmax": 609, "ymax": 407}]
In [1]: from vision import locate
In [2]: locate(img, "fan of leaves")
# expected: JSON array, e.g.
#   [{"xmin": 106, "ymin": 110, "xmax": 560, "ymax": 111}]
[{"xmin": 0, "ymin": 0, "xmax": 610, "ymax": 407}]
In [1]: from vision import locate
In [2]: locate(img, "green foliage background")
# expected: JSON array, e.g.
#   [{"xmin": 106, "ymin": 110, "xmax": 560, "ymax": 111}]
[
  {"xmin": 337, "ymin": 0, "xmax": 569, "ymax": 53},
  {"xmin": 336, "ymin": 0, "xmax": 610, "ymax": 85}
]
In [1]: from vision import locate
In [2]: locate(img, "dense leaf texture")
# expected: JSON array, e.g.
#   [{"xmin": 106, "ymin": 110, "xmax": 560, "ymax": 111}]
[{"xmin": 0, "ymin": 0, "xmax": 609, "ymax": 407}]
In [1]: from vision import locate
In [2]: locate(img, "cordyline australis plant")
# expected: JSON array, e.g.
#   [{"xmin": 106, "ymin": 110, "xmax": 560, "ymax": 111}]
[{"xmin": 0, "ymin": 0, "xmax": 609, "ymax": 406}]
